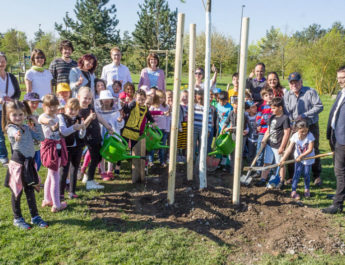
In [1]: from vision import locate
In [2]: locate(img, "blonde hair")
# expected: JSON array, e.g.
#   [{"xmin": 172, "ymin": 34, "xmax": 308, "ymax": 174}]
[
  {"xmin": 42, "ymin": 94, "xmax": 59, "ymax": 107},
  {"xmin": 155, "ymin": 90, "xmax": 167, "ymax": 107},
  {"xmin": 110, "ymin": 47, "xmax": 121, "ymax": 55},
  {"xmin": 78, "ymin": 86, "xmax": 91, "ymax": 96},
  {"xmin": 66, "ymin": 98, "xmax": 80, "ymax": 110}
]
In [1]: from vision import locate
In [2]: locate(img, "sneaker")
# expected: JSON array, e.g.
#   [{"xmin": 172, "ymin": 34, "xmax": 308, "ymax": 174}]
[
  {"xmin": 291, "ymin": 191, "xmax": 300, "ymax": 200},
  {"xmin": 31, "ymin": 216, "xmax": 48, "ymax": 228},
  {"xmin": 114, "ymin": 169, "xmax": 120, "ymax": 176},
  {"xmin": 13, "ymin": 217, "xmax": 31, "ymax": 230},
  {"xmin": 321, "ymin": 205, "xmax": 343, "ymax": 214},
  {"xmin": 69, "ymin": 192, "xmax": 79, "ymax": 199},
  {"xmin": 304, "ymin": 189, "xmax": 310, "ymax": 198},
  {"xmin": 100, "ymin": 172, "xmax": 109, "ymax": 180},
  {"xmin": 82, "ymin": 174, "xmax": 88, "ymax": 184},
  {"xmin": 276, "ymin": 181, "xmax": 285, "ymax": 190},
  {"xmin": 86, "ymin": 180, "xmax": 104, "ymax": 190},
  {"xmin": 51, "ymin": 202, "xmax": 67, "ymax": 213},
  {"xmin": 0, "ymin": 157, "xmax": 9, "ymax": 167},
  {"xmin": 148, "ymin": 162, "xmax": 154, "ymax": 168}
]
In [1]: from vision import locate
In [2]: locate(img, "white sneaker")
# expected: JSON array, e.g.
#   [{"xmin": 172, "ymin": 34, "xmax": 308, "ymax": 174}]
[
  {"xmin": 86, "ymin": 180, "xmax": 104, "ymax": 190},
  {"xmin": 82, "ymin": 174, "xmax": 88, "ymax": 184}
]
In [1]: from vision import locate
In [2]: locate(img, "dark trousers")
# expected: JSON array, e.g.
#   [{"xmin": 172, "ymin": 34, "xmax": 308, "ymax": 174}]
[
  {"xmin": 60, "ymin": 146, "xmax": 83, "ymax": 195},
  {"xmin": 287, "ymin": 123, "xmax": 321, "ymax": 180},
  {"xmin": 333, "ymin": 143, "xmax": 345, "ymax": 208},
  {"xmin": 86, "ymin": 142, "xmax": 102, "ymax": 181},
  {"xmin": 11, "ymin": 186, "xmax": 38, "ymax": 219}
]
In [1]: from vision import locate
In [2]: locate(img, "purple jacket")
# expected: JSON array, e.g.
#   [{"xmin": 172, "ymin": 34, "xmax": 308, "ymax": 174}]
[{"xmin": 138, "ymin": 68, "xmax": 166, "ymax": 91}]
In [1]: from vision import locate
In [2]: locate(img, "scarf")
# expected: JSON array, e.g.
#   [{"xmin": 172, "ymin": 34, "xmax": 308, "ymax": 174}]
[{"xmin": 31, "ymin": 66, "xmax": 45, "ymax": 72}]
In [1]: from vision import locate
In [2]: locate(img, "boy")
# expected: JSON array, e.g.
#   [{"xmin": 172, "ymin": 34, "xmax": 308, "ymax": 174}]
[
  {"xmin": 227, "ymin": 72, "xmax": 239, "ymax": 106},
  {"xmin": 216, "ymin": 91, "xmax": 233, "ymax": 133},
  {"xmin": 258, "ymin": 97, "xmax": 290, "ymax": 188},
  {"xmin": 111, "ymin": 80, "xmax": 122, "ymax": 98},
  {"xmin": 245, "ymin": 101, "xmax": 258, "ymax": 164},
  {"xmin": 255, "ymin": 87, "xmax": 274, "ymax": 172},
  {"xmin": 56, "ymin": 83, "xmax": 71, "ymax": 107}
]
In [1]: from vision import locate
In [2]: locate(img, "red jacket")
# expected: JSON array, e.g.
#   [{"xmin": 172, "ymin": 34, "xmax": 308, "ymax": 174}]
[{"xmin": 40, "ymin": 138, "xmax": 68, "ymax": 171}]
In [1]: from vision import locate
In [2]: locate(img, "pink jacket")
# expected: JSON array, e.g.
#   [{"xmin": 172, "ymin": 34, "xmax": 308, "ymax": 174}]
[
  {"xmin": 40, "ymin": 138, "xmax": 68, "ymax": 171},
  {"xmin": 138, "ymin": 68, "xmax": 166, "ymax": 91}
]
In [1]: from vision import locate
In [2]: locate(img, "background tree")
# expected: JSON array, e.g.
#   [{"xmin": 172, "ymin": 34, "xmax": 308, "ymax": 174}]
[{"xmin": 55, "ymin": 0, "xmax": 120, "ymax": 72}]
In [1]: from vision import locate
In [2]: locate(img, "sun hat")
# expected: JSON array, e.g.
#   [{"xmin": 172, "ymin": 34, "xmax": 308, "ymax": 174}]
[
  {"xmin": 57, "ymin": 83, "xmax": 71, "ymax": 93},
  {"xmin": 99, "ymin": 90, "xmax": 115, "ymax": 100}
]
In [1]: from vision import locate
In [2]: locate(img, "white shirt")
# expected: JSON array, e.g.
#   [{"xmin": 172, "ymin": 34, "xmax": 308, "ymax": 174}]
[
  {"xmin": 331, "ymin": 89, "xmax": 345, "ymax": 129},
  {"xmin": 0, "ymin": 74, "xmax": 15, "ymax": 109},
  {"xmin": 101, "ymin": 63, "xmax": 132, "ymax": 92},
  {"xmin": 38, "ymin": 113, "xmax": 61, "ymax": 141},
  {"xmin": 25, "ymin": 69, "xmax": 53, "ymax": 98},
  {"xmin": 291, "ymin": 132, "xmax": 315, "ymax": 165}
]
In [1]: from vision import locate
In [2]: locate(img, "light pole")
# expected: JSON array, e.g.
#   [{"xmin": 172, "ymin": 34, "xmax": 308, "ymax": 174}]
[{"xmin": 237, "ymin": 5, "xmax": 245, "ymax": 72}]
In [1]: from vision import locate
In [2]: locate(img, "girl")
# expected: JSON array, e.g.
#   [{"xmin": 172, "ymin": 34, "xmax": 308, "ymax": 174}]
[
  {"xmin": 280, "ymin": 120, "xmax": 315, "ymax": 200},
  {"xmin": 112, "ymin": 80, "xmax": 122, "ymax": 98},
  {"xmin": 148, "ymin": 90, "xmax": 169, "ymax": 167},
  {"xmin": 78, "ymin": 87, "xmax": 114, "ymax": 190},
  {"xmin": 94, "ymin": 78, "xmax": 106, "ymax": 100},
  {"xmin": 177, "ymin": 90, "xmax": 188, "ymax": 163},
  {"xmin": 124, "ymin": 82, "xmax": 135, "ymax": 102},
  {"xmin": 3, "ymin": 100, "xmax": 48, "ymax": 229},
  {"xmin": 58, "ymin": 98, "xmax": 85, "ymax": 199},
  {"xmin": 96, "ymin": 90, "xmax": 124, "ymax": 180},
  {"xmin": 39, "ymin": 94, "xmax": 68, "ymax": 212}
]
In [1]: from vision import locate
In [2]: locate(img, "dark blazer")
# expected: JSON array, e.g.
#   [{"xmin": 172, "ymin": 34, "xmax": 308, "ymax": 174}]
[
  {"xmin": 327, "ymin": 91, "xmax": 345, "ymax": 148},
  {"xmin": 8, "ymin": 73, "xmax": 21, "ymax": 100}
]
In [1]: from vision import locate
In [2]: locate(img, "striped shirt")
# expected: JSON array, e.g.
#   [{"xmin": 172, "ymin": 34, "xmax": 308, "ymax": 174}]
[
  {"xmin": 194, "ymin": 104, "xmax": 213, "ymax": 130},
  {"xmin": 256, "ymin": 101, "xmax": 272, "ymax": 134},
  {"xmin": 49, "ymin": 58, "xmax": 77, "ymax": 87}
]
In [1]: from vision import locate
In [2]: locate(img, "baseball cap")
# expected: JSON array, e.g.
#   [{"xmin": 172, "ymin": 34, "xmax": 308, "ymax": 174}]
[
  {"xmin": 24, "ymin": 92, "xmax": 42, "ymax": 102},
  {"xmin": 212, "ymin": 87, "xmax": 221, "ymax": 94},
  {"xmin": 57, "ymin": 83, "xmax": 71, "ymax": 93},
  {"xmin": 288, "ymin": 72, "xmax": 302, "ymax": 82}
]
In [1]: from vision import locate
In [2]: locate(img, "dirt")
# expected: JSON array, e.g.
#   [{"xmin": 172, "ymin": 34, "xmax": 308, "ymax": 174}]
[{"xmin": 88, "ymin": 165, "xmax": 345, "ymax": 264}]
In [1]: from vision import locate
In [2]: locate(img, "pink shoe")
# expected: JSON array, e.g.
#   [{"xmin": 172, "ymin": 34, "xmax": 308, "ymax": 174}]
[
  {"xmin": 51, "ymin": 202, "xmax": 67, "ymax": 213},
  {"xmin": 107, "ymin": 171, "xmax": 115, "ymax": 180},
  {"xmin": 291, "ymin": 191, "xmax": 300, "ymax": 200},
  {"xmin": 101, "ymin": 172, "xmax": 111, "ymax": 181},
  {"xmin": 42, "ymin": 201, "xmax": 53, "ymax": 207}
]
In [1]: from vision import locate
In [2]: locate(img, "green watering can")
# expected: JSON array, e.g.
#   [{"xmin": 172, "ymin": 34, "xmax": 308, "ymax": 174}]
[
  {"xmin": 208, "ymin": 133, "xmax": 235, "ymax": 156},
  {"xmin": 100, "ymin": 132, "xmax": 143, "ymax": 163},
  {"xmin": 139, "ymin": 123, "xmax": 170, "ymax": 152}
]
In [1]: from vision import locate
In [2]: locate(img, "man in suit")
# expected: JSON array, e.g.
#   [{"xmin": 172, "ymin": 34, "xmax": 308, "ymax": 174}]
[{"xmin": 322, "ymin": 66, "xmax": 345, "ymax": 214}]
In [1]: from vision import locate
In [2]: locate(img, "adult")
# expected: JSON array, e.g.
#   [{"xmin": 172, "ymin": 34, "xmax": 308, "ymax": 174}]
[
  {"xmin": 284, "ymin": 72, "xmax": 323, "ymax": 186},
  {"xmin": 0, "ymin": 52, "xmax": 21, "ymax": 165},
  {"xmin": 69, "ymin": 54, "xmax": 97, "ymax": 97},
  {"xmin": 101, "ymin": 47, "xmax": 132, "ymax": 94},
  {"xmin": 194, "ymin": 65, "xmax": 217, "ymax": 91},
  {"xmin": 25, "ymin": 49, "xmax": 53, "ymax": 98},
  {"xmin": 138, "ymin": 53, "xmax": 165, "ymax": 91},
  {"xmin": 322, "ymin": 66, "xmax": 345, "ymax": 214},
  {"xmin": 246, "ymin": 62, "xmax": 267, "ymax": 104},
  {"xmin": 49, "ymin": 40, "xmax": 77, "ymax": 90},
  {"xmin": 265, "ymin": 71, "xmax": 286, "ymax": 98}
]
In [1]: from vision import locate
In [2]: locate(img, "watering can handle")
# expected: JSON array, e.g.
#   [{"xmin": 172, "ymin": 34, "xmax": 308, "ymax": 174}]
[
  {"xmin": 146, "ymin": 122, "xmax": 163, "ymax": 138},
  {"xmin": 104, "ymin": 132, "xmax": 129, "ymax": 149}
]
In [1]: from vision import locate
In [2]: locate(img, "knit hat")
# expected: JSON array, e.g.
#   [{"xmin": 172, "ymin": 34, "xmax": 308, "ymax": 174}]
[{"xmin": 57, "ymin": 83, "xmax": 71, "ymax": 93}]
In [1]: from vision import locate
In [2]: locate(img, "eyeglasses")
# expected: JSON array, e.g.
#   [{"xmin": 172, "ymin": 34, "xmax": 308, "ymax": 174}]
[{"xmin": 195, "ymin": 72, "xmax": 203, "ymax": 75}]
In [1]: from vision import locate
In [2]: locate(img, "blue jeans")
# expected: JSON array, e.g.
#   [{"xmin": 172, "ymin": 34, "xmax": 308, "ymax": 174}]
[
  {"xmin": 292, "ymin": 162, "xmax": 311, "ymax": 191},
  {"xmin": 148, "ymin": 130, "xmax": 168, "ymax": 163},
  {"xmin": 34, "ymin": 150, "xmax": 41, "ymax": 171},
  {"xmin": 193, "ymin": 127, "xmax": 202, "ymax": 161},
  {"xmin": 0, "ymin": 111, "xmax": 8, "ymax": 159},
  {"xmin": 255, "ymin": 134, "xmax": 265, "ymax": 167},
  {"xmin": 207, "ymin": 128, "xmax": 214, "ymax": 154}
]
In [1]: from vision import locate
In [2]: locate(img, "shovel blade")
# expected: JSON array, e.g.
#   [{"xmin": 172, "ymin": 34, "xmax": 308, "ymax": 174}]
[{"xmin": 240, "ymin": 174, "xmax": 252, "ymax": 186}]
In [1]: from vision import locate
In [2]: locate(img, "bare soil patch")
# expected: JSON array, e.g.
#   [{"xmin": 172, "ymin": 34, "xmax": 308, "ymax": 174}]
[{"xmin": 88, "ymin": 165, "xmax": 345, "ymax": 264}]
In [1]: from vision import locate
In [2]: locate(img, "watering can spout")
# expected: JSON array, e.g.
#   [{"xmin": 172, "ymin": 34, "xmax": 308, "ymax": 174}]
[{"xmin": 208, "ymin": 150, "xmax": 222, "ymax": 156}]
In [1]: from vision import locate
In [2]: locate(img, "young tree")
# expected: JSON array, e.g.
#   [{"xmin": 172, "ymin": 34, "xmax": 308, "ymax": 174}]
[
  {"xmin": 34, "ymin": 33, "xmax": 59, "ymax": 66},
  {"xmin": 132, "ymin": 0, "xmax": 177, "ymax": 52},
  {"xmin": 55, "ymin": 0, "xmax": 120, "ymax": 69}
]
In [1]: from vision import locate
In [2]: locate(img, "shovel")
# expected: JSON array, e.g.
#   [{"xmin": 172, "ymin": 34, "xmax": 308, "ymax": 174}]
[{"xmin": 243, "ymin": 152, "xmax": 333, "ymax": 171}]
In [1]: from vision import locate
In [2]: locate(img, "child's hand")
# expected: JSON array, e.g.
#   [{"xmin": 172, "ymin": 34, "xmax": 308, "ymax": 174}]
[
  {"xmin": 278, "ymin": 147, "xmax": 284, "ymax": 155},
  {"xmin": 80, "ymin": 118, "xmax": 86, "ymax": 130},
  {"xmin": 278, "ymin": 160, "xmax": 285, "ymax": 167},
  {"xmin": 51, "ymin": 122, "xmax": 59, "ymax": 131},
  {"xmin": 88, "ymin": 110, "xmax": 96, "ymax": 120},
  {"xmin": 211, "ymin": 64, "xmax": 217, "ymax": 73},
  {"xmin": 77, "ymin": 75, "xmax": 84, "ymax": 86},
  {"xmin": 164, "ymin": 111, "xmax": 170, "ymax": 116},
  {"xmin": 296, "ymin": 155, "xmax": 302, "ymax": 162},
  {"xmin": 15, "ymin": 130, "xmax": 22, "ymax": 142},
  {"xmin": 243, "ymin": 130, "xmax": 248, "ymax": 136},
  {"xmin": 107, "ymin": 127, "xmax": 114, "ymax": 135},
  {"xmin": 73, "ymin": 120, "xmax": 82, "ymax": 131},
  {"xmin": 117, "ymin": 116, "xmax": 123, "ymax": 122}
]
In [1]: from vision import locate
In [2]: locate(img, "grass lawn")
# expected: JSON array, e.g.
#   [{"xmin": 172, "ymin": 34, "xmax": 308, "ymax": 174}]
[{"xmin": 0, "ymin": 81, "xmax": 344, "ymax": 264}]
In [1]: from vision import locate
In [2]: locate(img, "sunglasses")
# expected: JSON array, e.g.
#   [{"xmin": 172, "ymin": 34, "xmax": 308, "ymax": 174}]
[{"xmin": 195, "ymin": 72, "xmax": 203, "ymax": 75}]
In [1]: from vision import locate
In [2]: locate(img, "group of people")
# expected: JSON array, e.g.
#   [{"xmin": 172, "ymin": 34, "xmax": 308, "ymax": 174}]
[{"xmin": 0, "ymin": 39, "xmax": 344, "ymax": 230}]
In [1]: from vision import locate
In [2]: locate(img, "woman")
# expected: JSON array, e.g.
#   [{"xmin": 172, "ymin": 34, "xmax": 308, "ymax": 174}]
[
  {"xmin": 265, "ymin": 71, "xmax": 286, "ymax": 98},
  {"xmin": 195, "ymin": 64, "xmax": 217, "ymax": 91},
  {"xmin": 69, "ymin": 54, "xmax": 97, "ymax": 97},
  {"xmin": 0, "ymin": 52, "xmax": 21, "ymax": 165},
  {"xmin": 138, "ymin": 53, "xmax": 165, "ymax": 91},
  {"xmin": 25, "ymin": 49, "xmax": 53, "ymax": 98}
]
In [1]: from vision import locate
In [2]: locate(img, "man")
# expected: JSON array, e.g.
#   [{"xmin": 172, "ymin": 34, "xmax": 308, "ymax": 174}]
[
  {"xmin": 284, "ymin": 72, "xmax": 323, "ymax": 186},
  {"xmin": 322, "ymin": 66, "xmax": 345, "ymax": 214},
  {"xmin": 49, "ymin": 40, "xmax": 77, "ymax": 91},
  {"xmin": 101, "ymin": 47, "xmax": 132, "ymax": 94},
  {"xmin": 246, "ymin": 62, "xmax": 267, "ymax": 104}
]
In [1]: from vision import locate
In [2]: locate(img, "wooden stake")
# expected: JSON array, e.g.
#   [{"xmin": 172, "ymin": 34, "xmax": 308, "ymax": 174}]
[
  {"xmin": 132, "ymin": 139, "xmax": 146, "ymax": 183},
  {"xmin": 187, "ymin": 24, "xmax": 196, "ymax": 181},
  {"xmin": 232, "ymin": 17, "xmax": 250, "ymax": 205},
  {"xmin": 199, "ymin": 0, "xmax": 212, "ymax": 189},
  {"xmin": 167, "ymin": 13, "xmax": 185, "ymax": 205}
]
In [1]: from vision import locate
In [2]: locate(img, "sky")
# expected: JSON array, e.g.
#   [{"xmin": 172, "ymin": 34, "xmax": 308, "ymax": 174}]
[{"xmin": 1, "ymin": 0, "xmax": 345, "ymax": 44}]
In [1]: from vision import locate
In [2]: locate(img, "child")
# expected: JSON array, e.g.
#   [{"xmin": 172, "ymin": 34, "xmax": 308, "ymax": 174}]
[
  {"xmin": 177, "ymin": 90, "xmax": 188, "ymax": 163},
  {"xmin": 148, "ymin": 90, "xmax": 169, "ymax": 167},
  {"xmin": 56, "ymin": 83, "xmax": 71, "ymax": 107},
  {"xmin": 211, "ymin": 88, "xmax": 221, "ymax": 107},
  {"xmin": 3, "ymin": 100, "xmax": 48, "ymax": 229},
  {"xmin": 193, "ymin": 90, "xmax": 213, "ymax": 161},
  {"xmin": 280, "ymin": 120, "xmax": 315, "ymax": 199},
  {"xmin": 122, "ymin": 89, "xmax": 155, "ymax": 148},
  {"xmin": 259, "ymin": 97, "xmax": 290, "ymax": 188},
  {"xmin": 23, "ymin": 92, "xmax": 42, "ymax": 172},
  {"xmin": 96, "ymin": 90, "xmax": 124, "ymax": 179},
  {"xmin": 246, "ymin": 101, "xmax": 259, "ymax": 163},
  {"xmin": 227, "ymin": 73, "xmax": 239, "ymax": 106},
  {"xmin": 77, "ymin": 86, "xmax": 114, "ymax": 190},
  {"xmin": 94, "ymin": 78, "xmax": 106, "ymax": 100},
  {"xmin": 39, "ymin": 94, "xmax": 68, "ymax": 212},
  {"xmin": 111, "ymin": 80, "xmax": 122, "ymax": 98},
  {"xmin": 124, "ymin": 82, "xmax": 135, "ymax": 102},
  {"xmin": 255, "ymin": 87, "xmax": 274, "ymax": 170},
  {"xmin": 216, "ymin": 91, "xmax": 233, "ymax": 134},
  {"xmin": 58, "ymin": 98, "xmax": 85, "ymax": 199}
]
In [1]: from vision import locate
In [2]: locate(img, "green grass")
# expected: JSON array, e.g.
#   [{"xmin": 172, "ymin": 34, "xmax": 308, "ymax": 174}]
[{"xmin": 0, "ymin": 85, "xmax": 343, "ymax": 264}]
